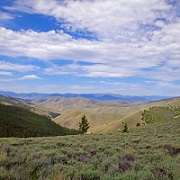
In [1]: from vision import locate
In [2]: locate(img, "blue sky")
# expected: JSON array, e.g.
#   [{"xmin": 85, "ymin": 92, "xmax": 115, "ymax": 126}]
[{"xmin": 0, "ymin": 0, "xmax": 180, "ymax": 96}]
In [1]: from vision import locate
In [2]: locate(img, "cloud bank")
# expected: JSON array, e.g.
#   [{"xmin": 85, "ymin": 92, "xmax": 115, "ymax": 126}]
[{"xmin": 0, "ymin": 0, "xmax": 179, "ymax": 95}]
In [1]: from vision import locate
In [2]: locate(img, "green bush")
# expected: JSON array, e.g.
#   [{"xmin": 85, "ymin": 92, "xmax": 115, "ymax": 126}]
[{"xmin": 122, "ymin": 123, "xmax": 129, "ymax": 133}]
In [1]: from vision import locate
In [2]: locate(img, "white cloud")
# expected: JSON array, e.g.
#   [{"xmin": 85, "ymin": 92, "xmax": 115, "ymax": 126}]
[
  {"xmin": 44, "ymin": 63, "xmax": 140, "ymax": 78},
  {"xmin": 0, "ymin": 60, "xmax": 40, "ymax": 72},
  {"xmin": 0, "ymin": 71, "xmax": 13, "ymax": 76},
  {"xmin": 4, "ymin": 0, "xmax": 171, "ymax": 39},
  {"xmin": 0, "ymin": 74, "xmax": 42, "ymax": 82},
  {"xmin": 0, "ymin": 12, "xmax": 13, "ymax": 20},
  {"xmin": 1, "ymin": 0, "xmax": 179, "ymax": 85},
  {"xmin": 1, "ymin": 81, "xmax": 179, "ymax": 96},
  {"xmin": 19, "ymin": 74, "xmax": 42, "ymax": 80}
]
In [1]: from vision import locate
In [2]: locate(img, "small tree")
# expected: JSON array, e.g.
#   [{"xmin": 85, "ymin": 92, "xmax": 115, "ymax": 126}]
[
  {"xmin": 122, "ymin": 123, "xmax": 129, "ymax": 133},
  {"xmin": 79, "ymin": 115, "xmax": 90, "ymax": 135}
]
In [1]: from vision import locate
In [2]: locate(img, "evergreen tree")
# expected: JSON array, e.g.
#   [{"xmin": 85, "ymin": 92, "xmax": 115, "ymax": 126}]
[
  {"xmin": 122, "ymin": 123, "xmax": 129, "ymax": 133},
  {"xmin": 79, "ymin": 115, "xmax": 90, "ymax": 135}
]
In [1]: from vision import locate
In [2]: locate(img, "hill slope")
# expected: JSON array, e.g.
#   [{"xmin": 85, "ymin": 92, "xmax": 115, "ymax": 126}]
[
  {"xmin": 0, "ymin": 95, "xmax": 61, "ymax": 119},
  {"xmin": 95, "ymin": 97, "xmax": 180, "ymax": 133},
  {"xmin": 0, "ymin": 104, "xmax": 78, "ymax": 137},
  {"xmin": 0, "ymin": 118, "xmax": 179, "ymax": 179},
  {"xmin": 34, "ymin": 97, "xmax": 144, "ymax": 131},
  {"xmin": 34, "ymin": 97, "xmax": 131, "ymax": 111},
  {"xmin": 43, "ymin": 96, "xmax": 180, "ymax": 133}
]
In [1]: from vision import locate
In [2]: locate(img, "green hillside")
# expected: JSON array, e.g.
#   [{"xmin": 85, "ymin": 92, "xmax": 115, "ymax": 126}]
[
  {"xmin": 0, "ymin": 117, "xmax": 179, "ymax": 179},
  {"xmin": 0, "ymin": 95, "xmax": 61, "ymax": 119},
  {"xmin": 0, "ymin": 104, "xmax": 78, "ymax": 138}
]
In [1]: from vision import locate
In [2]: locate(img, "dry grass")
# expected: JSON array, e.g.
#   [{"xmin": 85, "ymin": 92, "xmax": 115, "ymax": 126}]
[
  {"xmin": 54, "ymin": 97, "xmax": 180, "ymax": 133},
  {"xmin": 0, "ymin": 151, "xmax": 7, "ymax": 163}
]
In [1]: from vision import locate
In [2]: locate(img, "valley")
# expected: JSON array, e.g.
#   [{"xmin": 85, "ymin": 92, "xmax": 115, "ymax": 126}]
[
  {"xmin": 34, "ymin": 95, "xmax": 180, "ymax": 133},
  {"xmin": 0, "ymin": 93, "xmax": 180, "ymax": 179}
]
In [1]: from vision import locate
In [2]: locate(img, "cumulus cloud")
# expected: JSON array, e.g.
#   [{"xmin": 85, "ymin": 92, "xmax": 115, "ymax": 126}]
[
  {"xmin": 1, "ymin": 0, "xmax": 180, "ymax": 85},
  {"xmin": 4, "ymin": 0, "xmax": 176, "ymax": 40}
]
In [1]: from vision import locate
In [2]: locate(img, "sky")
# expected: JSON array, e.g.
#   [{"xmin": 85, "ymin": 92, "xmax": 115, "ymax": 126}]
[{"xmin": 0, "ymin": 0, "xmax": 180, "ymax": 96}]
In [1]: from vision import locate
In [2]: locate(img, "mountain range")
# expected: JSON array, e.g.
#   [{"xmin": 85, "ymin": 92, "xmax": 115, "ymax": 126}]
[{"xmin": 0, "ymin": 91, "xmax": 171, "ymax": 102}]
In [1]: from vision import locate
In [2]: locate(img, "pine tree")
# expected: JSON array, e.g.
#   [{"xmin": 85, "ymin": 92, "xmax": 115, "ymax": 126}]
[
  {"xmin": 122, "ymin": 123, "xmax": 129, "ymax": 133},
  {"xmin": 79, "ymin": 115, "xmax": 90, "ymax": 135}
]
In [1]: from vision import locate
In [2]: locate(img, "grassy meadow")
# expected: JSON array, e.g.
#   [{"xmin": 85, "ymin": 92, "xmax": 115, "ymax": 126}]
[{"xmin": 0, "ymin": 118, "xmax": 180, "ymax": 179}]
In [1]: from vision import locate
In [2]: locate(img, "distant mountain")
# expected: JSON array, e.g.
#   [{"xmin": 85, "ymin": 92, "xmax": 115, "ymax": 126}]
[
  {"xmin": 0, "ymin": 103, "xmax": 78, "ymax": 138},
  {"xmin": 34, "ymin": 97, "xmax": 131, "ymax": 111},
  {"xmin": 0, "ymin": 91, "xmax": 172, "ymax": 102}
]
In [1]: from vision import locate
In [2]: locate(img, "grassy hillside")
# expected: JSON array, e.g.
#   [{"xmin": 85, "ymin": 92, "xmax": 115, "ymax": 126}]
[
  {"xmin": 0, "ymin": 104, "xmax": 78, "ymax": 138},
  {"xmin": 0, "ymin": 95, "xmax": 61, "ymax": 119},
  {"xmin": 92, "ymin": 111, "xmax": 143, "ymax": 133},
  {"xmin": 0, "ymin": 118, "xmax": 179, "ymax": 179},
  {"xmin": 53, "ymin": 97, "xmax": 180, "ymax": 133},
  {"xmin": 54, "ymin": 106, "xmax": 142, "ymax": 132},
  {"xmin": 141, "ymin": 106, "xmax": 180, "ymax": 123},
  {"xmin": 34, "ymin": 97, "xmax": 131, "ymax": 111}
]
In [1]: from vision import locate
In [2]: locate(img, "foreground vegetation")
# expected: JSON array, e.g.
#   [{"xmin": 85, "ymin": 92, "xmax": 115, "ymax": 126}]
[
  {"xmin": 0, "ymin": 118, "xmax": 179, "ymax": 179},
  {"xmin": 0, "ymin": 104, "xmax": 78, "ymax": 138}
]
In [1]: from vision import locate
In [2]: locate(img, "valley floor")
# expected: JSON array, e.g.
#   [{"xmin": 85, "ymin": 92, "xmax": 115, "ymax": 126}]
[{"xmin": 0, "ymin": 119, "xmax": 180, "ymax": 180}]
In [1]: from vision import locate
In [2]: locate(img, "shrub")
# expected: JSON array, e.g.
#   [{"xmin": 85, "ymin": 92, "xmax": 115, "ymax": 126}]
[
  {"xmin": 122, "ymin": 123, "xmax": 129, "ymax": 133},
  {"xmin": 136, "ymin": 123, "xmax": 141, "ymax": 127},
  {"xmin": 80, "ymin": 169, "xmax": 100, "ymax": 180}
]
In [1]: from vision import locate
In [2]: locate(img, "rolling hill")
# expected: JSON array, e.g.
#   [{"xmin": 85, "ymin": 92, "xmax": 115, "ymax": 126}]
[
  {"xmin": 33, "ymin": 96, "xmax": 180, "ymax": 133},
  {"xmin": 34, "ymin": 96, "xmax": 132, "ymax": 111},
  {"xmin": 34, "ymin": 97, "xmax": 144, "ymax": 132},
  {"xmin": 0, "ymin": 103, "xmax": 78, "ymax": 137},
  {"xmin": 0, "ymin": 94, "xmax": 179, "ymax": 179},
  {"xmin": 1, "ymin": 94, "xmax": 179, "ymax": 135},
  {"xmin": 92, "ymin": 96, "xmax": 180, "ymax": 133},
  {"xmin": 0, "ymin": 95, "xmax": 61, "ymax": 119}
]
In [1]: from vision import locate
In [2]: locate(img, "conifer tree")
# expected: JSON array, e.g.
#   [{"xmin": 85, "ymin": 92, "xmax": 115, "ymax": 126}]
[{"xmin": 79, "ymin": 115, "xmax": 90, "ymax": 135}]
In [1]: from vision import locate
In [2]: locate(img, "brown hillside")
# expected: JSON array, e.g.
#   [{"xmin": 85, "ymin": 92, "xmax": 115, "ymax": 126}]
[
  {"xmin": 34, "ymin": 97, "xmax": 132, "ymax": 111},
  {"xmin": 34, "ymin": 96, "xmax": 180, "ymax": 133}
]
